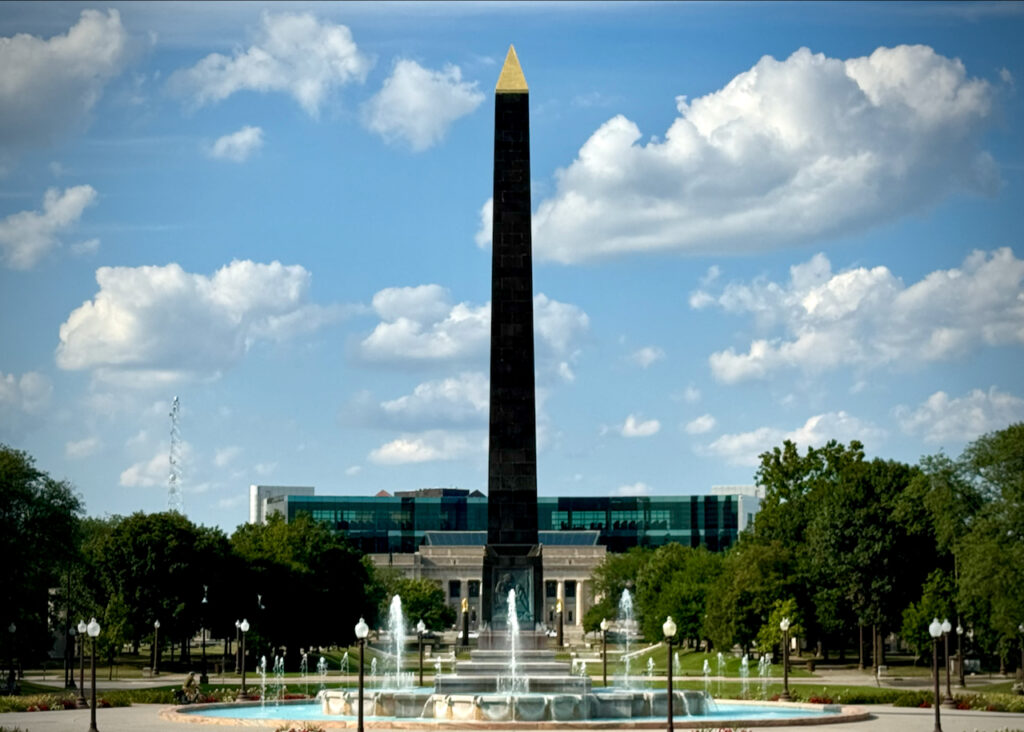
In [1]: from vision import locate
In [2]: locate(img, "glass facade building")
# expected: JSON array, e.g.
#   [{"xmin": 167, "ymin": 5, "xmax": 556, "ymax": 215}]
[{"xmin": 275, "ymin": 492, "xmax": 746, "ymax": 555}]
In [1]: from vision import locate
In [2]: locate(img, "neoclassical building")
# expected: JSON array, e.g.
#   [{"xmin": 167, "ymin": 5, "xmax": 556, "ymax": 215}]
[{"xmin": 254, "ymin": 485, "xmax": 762, "ymax": 636}]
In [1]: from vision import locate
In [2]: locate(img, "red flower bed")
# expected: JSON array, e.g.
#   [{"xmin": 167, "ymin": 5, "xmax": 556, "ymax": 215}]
[{"xmin": 807, "ymin": 695, "xmax": 833, "ymax": 704}]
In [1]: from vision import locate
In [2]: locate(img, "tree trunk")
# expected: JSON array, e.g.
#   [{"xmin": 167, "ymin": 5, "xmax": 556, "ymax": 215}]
[
  {"xmin": 879, "ymin": 628, "xmax": 886, "ymax": 666},
  {"xmin": 871, "ymin": 624, "xmax": 878, "ymax": 676},
  {"xmin": 858, "ymin": 625, "xmax": 864, "ymax": 670}
]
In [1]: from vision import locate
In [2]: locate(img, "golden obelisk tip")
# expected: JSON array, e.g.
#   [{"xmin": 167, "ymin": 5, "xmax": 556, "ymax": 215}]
[{"xmin": 496, "ymin": 45, "xmax": 528, "ymax": 94}]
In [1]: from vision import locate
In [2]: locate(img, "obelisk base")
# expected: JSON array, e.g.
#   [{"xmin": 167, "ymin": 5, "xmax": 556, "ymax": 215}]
[{"xmin": 481, "ymin": 544, "xmax": 543, "ymax": 631}]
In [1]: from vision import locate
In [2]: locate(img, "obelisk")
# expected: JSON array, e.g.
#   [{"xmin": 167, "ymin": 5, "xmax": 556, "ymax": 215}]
[{"xmin": 481, "ymin": 45, "xmax": 544, "ymax": 633}]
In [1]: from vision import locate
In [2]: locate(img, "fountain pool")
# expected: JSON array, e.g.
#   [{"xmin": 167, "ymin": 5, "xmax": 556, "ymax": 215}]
[{"xmin": 167, "ymin": 698, "xmax": 868, "ymax": 728}]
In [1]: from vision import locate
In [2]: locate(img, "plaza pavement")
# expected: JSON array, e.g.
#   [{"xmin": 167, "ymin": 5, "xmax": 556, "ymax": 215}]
[
  {"xmin": 6, "ymin": 669, "xmax": 1022, "ymax": 732},
  {"xmin": 1, "ymin": 702, "xmax": 1023, "ymax": 732}
]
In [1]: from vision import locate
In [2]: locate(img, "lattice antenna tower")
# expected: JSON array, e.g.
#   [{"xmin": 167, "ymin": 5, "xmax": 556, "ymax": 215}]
[{"xmin": 168, "ymin": 395, "xmax": 184, "ymax": 514}]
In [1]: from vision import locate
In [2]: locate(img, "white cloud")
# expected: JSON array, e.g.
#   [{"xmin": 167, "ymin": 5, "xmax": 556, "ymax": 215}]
[
  {"xmin": 474, "ymin": 199, "xmax": 492, "ymax": 248},
  {"xmin": 630, "ymin": 346, "xmax": 665, "ymax": 368},
  {"xmin": 168, "ymin": 12, "xmax": 371, "ymax": 116},
  {"xmin": 620, "ymin": 414, "xmax": 661, "ymax": 438},
  {"xmin": 685, "ymin": 414, "xmax": 716, "ymax": 435},
  {"xmin": 214, "ymin": 445, "xmax": 242, "ymax": 468},
  {"xmin": 700, "ymin": 248, "xmax": 1024, "ymax": 383},
  {"xmin": 70, "ymin": 238, "xmax": 100, "ymax": 256},
  {"xmin": 896, "ymin": 386, "xmax": 1024, "ymax": 444},
  {"xmin": 0, "ymin": 186, "xmax": 98, "ymax": 269},
  {"xmin": 704, "ymin": 411, "xmax": 884, "ymax": 466},
  {"xmin": 0, "ymin": 371, "xmax": 52, "ymax": 438},
  {"xmin": 682, "ymin": 385, "xmax": 701, "ymax": 403},
  {"xmin": 616, "ymin": 482, "xmax": 652, "ymax": 496},
  {"xmin": 0, "ymin": 9, "xmax": 127, "ymax": 148},
  {"xmin": 358, "ymin": 285, "xmax": 588, "ymax": 366},
  {"xmin": 120, "ymin": 448, "xmax": 170, "ymax": 488},
  {"xmin": 362, "ymin": 59, "xmax": 484, "ymax": 151},
  {"xmin": 57, "ymin": 259, "xmax": 344, "ymax": 386},
  {"xmin": 65, "ymin": 437, "xmax": 101, "ymax": 459},
  {"xmin": 476, "ymin": 45, "xmax": 998, "ymax": 262},
  {"xmin": 209, "ymin": 126, "xmax": 264, "ymax": 162},
  {"xmin": 345, "ymin": 465, "xmax": 362, "ymax": 476},
  {"xmin": 379, "ymin": 371, "xmax": 489, "ymax": 428},
  {"xmin": 368, "ymin": 429, "xmax": 485, "ymax": 465},
  {"xmin": 253, "ymin": 462, "xmax": 277, "ymax": 477}
]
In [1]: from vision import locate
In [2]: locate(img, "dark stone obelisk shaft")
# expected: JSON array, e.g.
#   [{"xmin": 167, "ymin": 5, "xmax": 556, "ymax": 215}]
[
  {"xmin": 488, "ymin": 90, "xmax": 538, "ymax": 546},
  {"xmin": 481, "ymin": 48, "xmax": 543, "ymax": 634}
]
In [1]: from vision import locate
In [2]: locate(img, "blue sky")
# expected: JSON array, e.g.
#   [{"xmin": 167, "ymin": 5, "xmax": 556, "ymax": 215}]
[{"xmin": 1, "ymin": 1, "xmax": 1022, "ymax": 531}]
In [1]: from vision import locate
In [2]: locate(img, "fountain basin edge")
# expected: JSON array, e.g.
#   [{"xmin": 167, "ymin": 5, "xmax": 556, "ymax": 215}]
[{"xmin": 163, "ymin": 698, "xmax": 873, "ymax": 729}]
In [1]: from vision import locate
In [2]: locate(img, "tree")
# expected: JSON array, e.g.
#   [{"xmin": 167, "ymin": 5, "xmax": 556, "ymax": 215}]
[
  {"xmin": 583, "ymin": 547, "xmax": 652, "ymax": 633},
  {"xmin": 635, "ymin": 543, "xmax": 722, "ymax": 644},
  {"xmin": 755, "ymin": 598, "xmax": 803, "ymax": 657},
  {"xmin": 955, "ymin": 424, "xmax": 1024, "ymax": 673},
  {"xmin": 0, "ymin": 445, "xmax": 83, "ymax": 665},
  {"xmin": 89, "ymin": 511, "xmax": 230, "ymax": 663},
  {"xmin": 703, "ymin": 540, "xmax": 794, "ymax": 652},
  {"xmin": 231, "ymin": 513, "xmax": 374, "ymax": 663},
  {"xmin": 369, "ymin": 568, "xmax": 455, "ymax": 631}
]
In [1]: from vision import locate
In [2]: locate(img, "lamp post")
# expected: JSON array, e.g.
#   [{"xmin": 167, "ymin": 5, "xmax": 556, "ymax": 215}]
[
  {"xmin": 77, "ymin": 619, "xmax": 88, "ymax": 707},
  {"xmin": 663, "ymin": 616, "xmax": 677, "ymax": 732},
  {"xmin": 956, "ymin": 624, "xmax": 965, "ymax": 688},
  {"xmin": 941, "ymin": 618, "xmax": 954, "ymax": 708},
  {"xmin": 234, "ymin": 620, "xmax": 241, "ymax": 674},
  {"xmin": 557, "ymin": 597, "xmax": 565, "ymax": 651},
  {"xmin": 6, "ymin": 623, "xmax": 14, "ymax": 688},
  {"xmin": 929, "ymin": 618, "xmax": 943, "ymax": 732},
  {"xmin": 460, "ymin": 598, "xmax": 469, "ymax": 649},
  {"xmin": 780, "ymin": 617, "xmax": 792, "ymax": 701},
  {"xmin": 1018, "ymin": 623, "xmax": 1024, "ymax": 683},
  {"xmin": 416, "ymin": 619, "xmax": 426, "ymax": 687},
  {"xmin": 87, "ymin": 617, "xmax": 101, "ymax": 732},
  {"xmin": 355, "ymin": 617, "xmax": 369, "ymax": 732},
  {"xmin": 600, "ymin": 618, "xmax": 609, "ymax": 687},
  {"xmin": 235, "ymin": 619, "xmax": 249, "ymax": 700},
  {"xmin": 68, "ymin": 626, "xmax": 77, "ymax": 690},
  {"xmin": 153, "ymin": 620, "xmax": 160, "ymax": 676},
  {"xmin": 200, "ymin": 587, "xmax": 209, "ymax": 684}
]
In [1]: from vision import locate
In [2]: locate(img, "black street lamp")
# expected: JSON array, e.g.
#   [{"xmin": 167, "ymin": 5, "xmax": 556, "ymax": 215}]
[
  {"xmin": 67, "ymin": 626, "xmax": 78, "ymax": 690},
  {"xmin": 6, "ymin": 622, "xmax": 14, "ymax": 690},
  {"xmin": 235, "ymin": 619, "xmax": 249, "ymax": 700},
  {"xmin": 416, "ymin": 619, "xmax": 426, "ymax": 687},
  {"xmin": 956, "ymin": 623, "xmax": 965, "ymax": 688},
  {"xmin": 600, "ymin": 618, "xmax": 609, "ymax": 687},
  {"xmin": 557, "ymin": 598, "xmax": 564, "ymax": 647},
  {"xmin": 929, "ymin": 618, "xmax": 943, "ymax": 732},
  {"xmin": 87, "ymin": 617, "xmax": 101, "ymax": 732},
  {"xmin": 1018, "ymin": 623, "xmax": 1024, "ymax": 683},
  {"xmin": 234, "ymin": 620, "xmax": 241, "ymax": 674},
  {"xmin": 460, "ymin": 598, "xmax": 469, "ymax": 649},
  {"xmin": 355, "ymin": 617, "xmax": 369, "ymax": 732},
  {"xmin": 663, "ymin": 616, "xmax": 677, "ymax": 732},
  {"xmin": 779, "ymin": 617, "xmax": 792, "ymax": 701},
  {"xmin": 941, "ymin": 618, "xmax": 954, "ymax": 708},
  {"xmin": 153, "ymin": 620, "xmax": 160, "ymax": 676},
  {"xmin": 77, "ymin": 619, "xmax": 88, "ymax": 707},
  {"xmin": 200, "ymin": 586, "xmax": 209, "ymax": 685}
]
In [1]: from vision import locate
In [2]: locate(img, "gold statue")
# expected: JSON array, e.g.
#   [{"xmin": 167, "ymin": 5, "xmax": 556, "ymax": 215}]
[
  {"xmin": 556, "ymin": 598, "xmax": 563, "ymax": 613},
  {"xmin": 461, "ymin": 597, "xmax": 468, "ymax": 613}
]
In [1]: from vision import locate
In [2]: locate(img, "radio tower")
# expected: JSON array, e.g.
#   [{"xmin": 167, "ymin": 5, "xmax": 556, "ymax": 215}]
[{"xmin": 168, "ymin": 395, "xmax": 184, "ymax": 514}]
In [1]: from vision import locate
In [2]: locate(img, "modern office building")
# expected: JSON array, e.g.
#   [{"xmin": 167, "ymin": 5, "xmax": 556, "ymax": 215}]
[{"xmin": 258, "ymin": 486, "xmax": 762, "ymax": 635}]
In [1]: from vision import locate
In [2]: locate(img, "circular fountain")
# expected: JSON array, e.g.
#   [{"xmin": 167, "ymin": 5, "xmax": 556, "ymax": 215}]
[{"xmin": 167, "ymin": 590, "xmax": 869, "ymax": 728}]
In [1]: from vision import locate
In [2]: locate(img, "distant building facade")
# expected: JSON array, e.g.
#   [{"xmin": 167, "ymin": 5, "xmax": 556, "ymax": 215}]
[{"xmin": 255, "ymin": 486, "xmax": 762, "ymax": 636}]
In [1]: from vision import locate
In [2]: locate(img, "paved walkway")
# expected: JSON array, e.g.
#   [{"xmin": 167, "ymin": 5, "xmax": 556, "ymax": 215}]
[{"xmin": 1, "ymin": 703, "xmax": 1022, "ymax": 732}]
